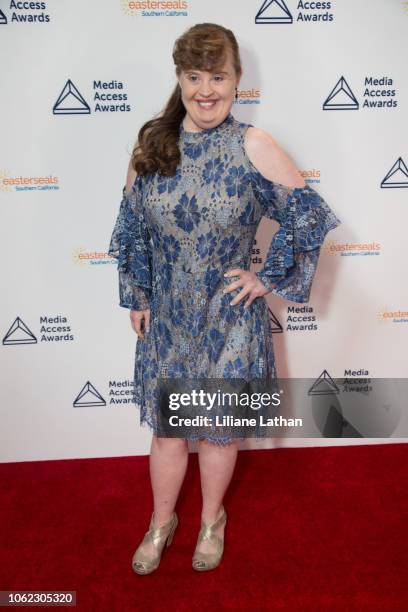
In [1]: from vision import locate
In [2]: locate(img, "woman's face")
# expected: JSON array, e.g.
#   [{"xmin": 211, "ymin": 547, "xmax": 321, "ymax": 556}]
[{"xmin": 177, "ymin": 50, "xmax": 241, "ymax": 132}]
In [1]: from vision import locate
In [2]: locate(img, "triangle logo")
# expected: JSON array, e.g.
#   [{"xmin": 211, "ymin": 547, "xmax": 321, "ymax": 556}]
[
  {"xmin": 269, "ymin": 308, "xmax": 283, "ymax": 333},
  {"xmin": 2, "ymin": 317, "xmax": 37, "ymax": 345},
  {"xmin": 53, "ymin": 79, "xmax": 91, "ymax": 115},
  {"xmin": 73, "ymin": 381, "xmax": 106, "ymax": 407},
  {"xmin": 255, "ymin": 0, "xmax": 293, "ymax": 24},
  {"xmin": 381, "ymin": 157, "xmax": 408, "ymax": 188},
  {"xmin": 308, "ymin": 369, "xmax": 340, "ymax": 395},
  {"xmin": 323, "ymin": 76, "xmax": 359, "ymax": 110}
]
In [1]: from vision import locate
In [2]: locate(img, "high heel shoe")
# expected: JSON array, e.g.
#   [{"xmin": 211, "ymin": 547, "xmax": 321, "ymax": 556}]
[
  {"xmin": 192, "ymin": 506, "xmax": 227, "ymax": 571},
  {"xmin": 132, "ymin": 511, "xmax": 178, "ymax": 575}
]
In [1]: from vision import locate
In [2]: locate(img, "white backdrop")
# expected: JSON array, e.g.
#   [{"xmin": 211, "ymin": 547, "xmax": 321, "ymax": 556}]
[{"xmin": 1, "ymin": 0, "xmax": 407, "ymax": 462}]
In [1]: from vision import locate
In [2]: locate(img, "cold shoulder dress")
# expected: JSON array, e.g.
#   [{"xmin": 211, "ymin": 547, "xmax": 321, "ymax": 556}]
[{"xmin": 108, "ymin": 111, "xmax": 341, "ymax": 445}]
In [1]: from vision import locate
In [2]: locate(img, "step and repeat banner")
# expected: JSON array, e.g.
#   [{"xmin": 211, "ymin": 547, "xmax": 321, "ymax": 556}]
[{"xmin": 1, "ymin": 1, "xmax": 407, "ymax": 462}]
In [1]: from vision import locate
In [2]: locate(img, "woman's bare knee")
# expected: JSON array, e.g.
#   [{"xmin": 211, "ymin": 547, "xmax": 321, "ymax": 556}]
[{"xmin": 152, "ymin": 435, "xmax": 188, "ymax": 452}]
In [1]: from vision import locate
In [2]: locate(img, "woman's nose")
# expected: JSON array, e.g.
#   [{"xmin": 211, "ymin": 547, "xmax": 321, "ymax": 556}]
[{"xmin": 198, "ymin": 82, "xmax": 214, "ymax": 96}]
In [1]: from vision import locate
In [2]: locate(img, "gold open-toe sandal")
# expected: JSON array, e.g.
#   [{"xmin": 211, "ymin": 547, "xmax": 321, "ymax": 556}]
[
  {"xmin": 132, "ymin": 511, "xmax": 178, "ymax": 575},
  {"xmin": 192, "ymin": 506, "xmax": 227, "ymax": 571}
]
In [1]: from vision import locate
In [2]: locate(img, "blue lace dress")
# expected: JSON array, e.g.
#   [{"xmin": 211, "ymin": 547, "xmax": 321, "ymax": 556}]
[{"xmin": 108, "ymin": 112, "xmax": 341, "ymax": 445}]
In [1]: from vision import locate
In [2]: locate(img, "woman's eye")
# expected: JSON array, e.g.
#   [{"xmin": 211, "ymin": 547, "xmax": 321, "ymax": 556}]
[
  {"xmin": 214, "ymin": 76, "xmax": 223, "ymax": 82},
  {"xmin": 189, "ymin": 75, "xmax": 198, "ymax": 82}
]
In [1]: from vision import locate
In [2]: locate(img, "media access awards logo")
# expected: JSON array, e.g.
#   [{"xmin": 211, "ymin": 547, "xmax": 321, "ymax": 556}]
[
  {"xmin": 2, "ymin": 316, "xmax": 74, "ymax": 345},
  {"xmin": 308, "ymin": 369, "xmax": 339, "ymax": 395},
  {"xmin": 73, "ymin": 380, "xmax": 136, "ymax": 406},
  {"xmin": 0, "ymin": 2, "xmax": 51, "ymax": 24},
  {"xmin": 255, "ymin": 0, "xmax": 335, "ymax": 24},
  {"xmin": 381, "ymin": 157, "xmax": 408, "ymax": 188},
  {"xmin": 323, "ymin": 76, "xmax": 358, "ymax": 110},
  {"xmin": 310, "ymin": 369, "xmax": 377, "ymax": 396},
  {"xmin": 266, "ymin": 303, "xmax": 321, "ymax": 334},
  {"xmin": 323, "ymin": 75, "xmax": 399, "ymax": 111},
  {"xmin": 53, "ymin": 79, "xmax": 131, "ymax": 114},
  {"xmin": 2, "ymin": 317, "xmax": 37, "ymax": 345},
  {"xmin": 73, "ymin": 382, "xmax": 106, "ymax": 407},
  {"xmin": 308, "ymin": 369, "xmax": 402, "ymax": 438},
  {"xmin": 269, "ymin": 309, "xmax": 283, "ymax": 334},
  {"xmin": 286, "ymin": 305, "xmax": 318, "ymax": 332}
]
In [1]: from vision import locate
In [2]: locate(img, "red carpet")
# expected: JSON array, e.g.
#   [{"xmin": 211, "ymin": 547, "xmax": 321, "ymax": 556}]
[{"xmin": 1, "ymin": 443, "xmax": 407, "ymax": 611}]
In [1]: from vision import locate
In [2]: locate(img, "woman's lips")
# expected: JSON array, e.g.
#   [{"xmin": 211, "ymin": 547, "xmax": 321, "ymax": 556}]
[{"xmin": 195, "ymin": 100, "xmax": 218, "ymax": 109}]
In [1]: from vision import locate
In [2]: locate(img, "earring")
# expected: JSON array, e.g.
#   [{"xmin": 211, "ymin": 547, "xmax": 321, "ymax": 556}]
[{"xmin": 235, "ymin": 87, "xmax": 238, "ymax": 101}]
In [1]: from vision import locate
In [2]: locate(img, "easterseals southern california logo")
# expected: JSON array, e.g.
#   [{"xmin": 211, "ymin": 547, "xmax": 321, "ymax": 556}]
[
  {"xmin": 120, "ymin": 0, "xmax": 188, "ymax": 17},
  {"xmin": 72, "ymin": 247, "xmax": 116, "ymax": 266},
  {"xmin": 0, "ymin": 170, "xmax": 60, "ymax": 192},
  {"xmin": 378, "ymin": 307, "xmax": 408, "ymax": 324},
  {"xmin": 323, "ymin": 240, "xmax": 382, "ymax": 257},
  {"xmin": 235, "ymin": 87, "xmax": 262, "ymax": 105}
]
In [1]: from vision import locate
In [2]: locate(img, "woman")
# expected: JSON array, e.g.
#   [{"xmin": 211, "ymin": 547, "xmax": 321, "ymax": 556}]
[{"xmin": 108, "ymin": 22, "xmax": 341, "ymax": 574}]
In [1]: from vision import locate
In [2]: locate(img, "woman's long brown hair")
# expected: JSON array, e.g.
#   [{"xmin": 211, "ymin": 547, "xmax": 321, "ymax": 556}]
[{"xmin": 131, "ymin": 22, "xmax": 242, "ymax": 178}]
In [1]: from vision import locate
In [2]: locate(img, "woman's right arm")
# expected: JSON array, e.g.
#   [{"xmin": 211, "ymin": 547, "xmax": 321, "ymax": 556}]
[
  {"xmin": 108, "ymin": 159, "xmax": 152, "ymax": 339},
  {"xmin": 124, "ymin": 158, "xmax": 137, "ymax": 197}
]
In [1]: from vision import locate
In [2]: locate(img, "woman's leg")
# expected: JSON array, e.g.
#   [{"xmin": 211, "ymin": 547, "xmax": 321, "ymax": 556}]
[
  {"xmin": 150, "ymin": 435, "xmax": 189, "ymax": 525},
  {"xmin": 136, "ymin": 435, "xmax": 188, "ymax": 559},
  {"xmin": 195, "ymin": 439, "xmax": 238, "ymax": 554}
]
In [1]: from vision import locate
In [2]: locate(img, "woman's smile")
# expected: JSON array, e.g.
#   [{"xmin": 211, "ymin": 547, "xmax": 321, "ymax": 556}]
[{"xmin": 195, "ymin": 99, "xmax": 219, "ymax": 109}]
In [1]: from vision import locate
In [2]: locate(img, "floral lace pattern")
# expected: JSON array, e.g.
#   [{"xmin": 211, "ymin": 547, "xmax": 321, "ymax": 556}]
[{"xmin": 108, "ymin": 112, "xmax": 341, "ymax": 444}]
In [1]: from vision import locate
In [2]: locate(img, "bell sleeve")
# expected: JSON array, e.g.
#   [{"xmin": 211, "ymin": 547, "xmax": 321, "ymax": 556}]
[
  {"xmin": 108, "ymin": 176, "xmax": 153, "ymax": 310},
  {"xmin": 252, "ymin": 174, "xmax": 341, "ymax": 303}
]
